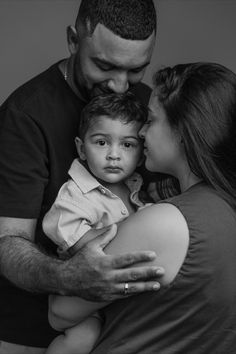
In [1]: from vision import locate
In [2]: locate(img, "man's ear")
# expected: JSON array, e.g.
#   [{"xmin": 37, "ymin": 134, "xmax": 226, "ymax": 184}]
[
  {"xmin": 67, "ymin": 25, "xmax": 79, "ymax": 55},
  {"xmin": 75, "ymin": 137, "xmax": 86, "ymax": 161}
]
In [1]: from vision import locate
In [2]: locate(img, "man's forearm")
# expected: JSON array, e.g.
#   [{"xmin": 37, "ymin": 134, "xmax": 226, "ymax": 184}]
[
  {"xmin": 0, "ymin": 235, "xmax": 64, "ymax": 294},
  {"xmin": 0, "ymin": 228, "xmax": 164, "ymax": 302}
]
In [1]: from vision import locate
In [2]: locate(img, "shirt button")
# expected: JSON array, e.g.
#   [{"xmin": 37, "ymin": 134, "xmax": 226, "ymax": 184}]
[
  {"xmin": 100, "ymin": 188, "xmax": 106, "ymax": 194},
  {"xmin": 121, "ymin": 209, "xmax": 127, "ymax": 215}
]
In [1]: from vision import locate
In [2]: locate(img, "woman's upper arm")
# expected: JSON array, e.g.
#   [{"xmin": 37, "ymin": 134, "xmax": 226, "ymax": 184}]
[{"xmin": 105, "ymin": 203, "xmax": 189, "ymax": 285}]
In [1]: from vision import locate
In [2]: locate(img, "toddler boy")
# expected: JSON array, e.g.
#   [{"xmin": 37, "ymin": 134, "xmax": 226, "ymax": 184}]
[{"xmin": 44, "ymin": 92, "xmax": 148, "ymax": 354}]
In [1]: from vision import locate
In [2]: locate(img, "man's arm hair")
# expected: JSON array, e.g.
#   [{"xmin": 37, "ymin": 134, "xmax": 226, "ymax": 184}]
[{"xmin": 0, "ymin": 217, "xmax": 67, "ymax": 294}]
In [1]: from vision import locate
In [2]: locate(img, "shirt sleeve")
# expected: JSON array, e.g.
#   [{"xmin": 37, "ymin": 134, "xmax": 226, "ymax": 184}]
[
  {"xmin": 42, "ymin": 186, "xmax": 94, "ymax": 251},
  {"xmin": 0, "ymin": 104, "xmax": 49, "ymax": 218}
]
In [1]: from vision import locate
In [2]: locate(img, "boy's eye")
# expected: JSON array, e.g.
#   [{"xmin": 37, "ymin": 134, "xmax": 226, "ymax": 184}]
[
  {"xmin": 96, "ymin": 140, "xmax": 106, "ymax": 146},
  {"xmin": 123, "ymin": 142, "xmax": 135, "ymax": 148}
]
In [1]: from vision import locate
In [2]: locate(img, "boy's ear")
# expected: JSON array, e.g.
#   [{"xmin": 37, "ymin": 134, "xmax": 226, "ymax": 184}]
[
  {"xmin": 75, "ymin": 137, "xmax": 86, "ymax": 161},
  {"xmin": 67, "ymin": 25, "xmax": 79, "ymax": 55}
]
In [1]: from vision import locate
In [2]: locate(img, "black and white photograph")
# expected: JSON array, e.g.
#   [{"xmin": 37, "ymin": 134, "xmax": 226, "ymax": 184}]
[{"xmin": 0, "ymin": 1, "xmax": 236, "ymax": 353}]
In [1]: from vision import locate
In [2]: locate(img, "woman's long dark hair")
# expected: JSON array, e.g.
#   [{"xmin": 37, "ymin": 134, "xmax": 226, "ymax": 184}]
[{"xmin": 154, "ymin": 62, "xmax": 236, "ymax": 209}]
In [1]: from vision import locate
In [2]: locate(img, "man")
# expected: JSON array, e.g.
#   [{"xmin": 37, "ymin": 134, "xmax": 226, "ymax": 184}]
[{"xmin": 0, "ymin": 0, "xmax": 162, "ymax": 353}]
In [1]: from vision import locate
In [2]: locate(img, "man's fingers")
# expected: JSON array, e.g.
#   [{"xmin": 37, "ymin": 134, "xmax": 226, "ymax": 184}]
[
  {"xmin": 114, "ymin": 280, "xmax": 161, "ymax": 299},
  {"xmin": 112, "ymin": 265, "xmax": 164, "ymax": 283},
  {"xmin": 111, "ymin": 251, "xmax": 157, "ymax": 268}
]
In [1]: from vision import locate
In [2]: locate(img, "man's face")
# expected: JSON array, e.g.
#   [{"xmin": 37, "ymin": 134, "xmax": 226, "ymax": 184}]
[{"xmin": 69, "ymin": 23, "xmax": 155, "ymax": 100}]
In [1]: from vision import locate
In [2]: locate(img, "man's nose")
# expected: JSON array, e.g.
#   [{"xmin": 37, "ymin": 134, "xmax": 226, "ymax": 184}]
[{"xmin": 107, "ymin": 72, "xmax": 129, "ymax": 93}]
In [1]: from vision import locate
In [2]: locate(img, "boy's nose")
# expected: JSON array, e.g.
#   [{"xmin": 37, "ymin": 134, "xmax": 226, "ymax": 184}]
[
  {"xmin": 107, "ymin": 154, "xmax": 121, "ymax": 161},
  {"xmin": 106, "ymin": 147, "xmax": 121, "ymax": 160}
]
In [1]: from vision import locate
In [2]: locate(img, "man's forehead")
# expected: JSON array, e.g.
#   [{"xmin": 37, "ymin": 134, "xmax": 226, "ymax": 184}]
[{"xmin": 86, "ymin": 23, "xmax": 155, "ymax": 67}]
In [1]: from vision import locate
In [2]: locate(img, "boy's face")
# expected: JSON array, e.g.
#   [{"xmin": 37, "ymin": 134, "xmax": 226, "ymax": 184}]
[{"xmin": 75, "ymin": 116, "xmax": 143, "ymax": 185}]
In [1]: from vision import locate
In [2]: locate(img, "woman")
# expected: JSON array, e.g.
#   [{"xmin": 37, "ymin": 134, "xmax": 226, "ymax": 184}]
[{"xmin": 49, "ymin": 62, "xmax": 236, "ymax": 353}]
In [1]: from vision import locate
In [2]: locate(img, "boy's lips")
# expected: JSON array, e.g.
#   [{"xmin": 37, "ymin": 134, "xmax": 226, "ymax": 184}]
[{"xmin": 105, "ymin": 166, "xmax": 122, "ymax": 172}]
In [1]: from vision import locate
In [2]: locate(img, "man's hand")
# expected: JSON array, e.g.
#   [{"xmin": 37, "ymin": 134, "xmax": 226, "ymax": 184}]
[{"xmin": 60, "ymin": 225, "xmax": 164, "ymax": 301}]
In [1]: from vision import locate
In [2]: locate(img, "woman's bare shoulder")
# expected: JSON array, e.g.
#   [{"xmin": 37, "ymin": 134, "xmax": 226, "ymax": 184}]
[{"xmin": 106, "ymin": 202, "xmax": 189, "ymax": 286}]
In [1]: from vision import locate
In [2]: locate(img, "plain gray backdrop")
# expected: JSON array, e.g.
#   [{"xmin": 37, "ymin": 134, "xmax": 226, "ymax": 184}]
[{"xmin": 0, "ymin": 0, "xmax": 236, "ymax": 104}]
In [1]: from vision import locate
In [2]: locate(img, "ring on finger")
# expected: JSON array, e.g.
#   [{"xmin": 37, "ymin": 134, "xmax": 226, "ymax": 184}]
[{"xmin": 124, "ymin": 282, "xmax": 129, "ymax": 295}]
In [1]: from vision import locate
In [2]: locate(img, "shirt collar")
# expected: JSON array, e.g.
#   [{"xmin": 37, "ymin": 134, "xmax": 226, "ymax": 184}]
[{"xmin": 68, "ymin": 159, "xmax": 100, "ymax": 194}]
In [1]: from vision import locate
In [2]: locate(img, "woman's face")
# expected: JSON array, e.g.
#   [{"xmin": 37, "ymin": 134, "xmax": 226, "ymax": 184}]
[{"xmin": 139, "ymin": 92, "xmax": 181, "ymax": 175}]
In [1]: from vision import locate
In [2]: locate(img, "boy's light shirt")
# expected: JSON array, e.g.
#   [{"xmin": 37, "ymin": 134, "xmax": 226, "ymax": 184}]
[{"xmin": 43, "ymin": 159, "xmax": 145, "ymax": 252}]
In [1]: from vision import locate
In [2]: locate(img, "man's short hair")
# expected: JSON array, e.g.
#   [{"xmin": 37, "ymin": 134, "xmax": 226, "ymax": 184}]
[
  {"xmin": 76, "ymin": 0, "xmax": 156, "ymax": 40},
  {"xmin": 78, "ymin": 92, "xmax": 148, "ymax": 140}
]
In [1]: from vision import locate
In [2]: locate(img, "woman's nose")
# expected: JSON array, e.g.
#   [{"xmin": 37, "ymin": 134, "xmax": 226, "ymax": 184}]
[{"xmin": 139, "ymin": 125, "xmax": 146, "ymax": 139}]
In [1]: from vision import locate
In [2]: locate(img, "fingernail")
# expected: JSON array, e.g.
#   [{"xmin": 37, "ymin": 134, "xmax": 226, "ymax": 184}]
[
  {"xmin": 153, "ymin": 283, "xmax": 160, "ymax": 291},
  {"xmin": 156, "ymin": 268, "xmax": 164, "ymax": 275},
  {"xmin": 148, "ymin": 251, "xmax": 156, "ymax": 259}
]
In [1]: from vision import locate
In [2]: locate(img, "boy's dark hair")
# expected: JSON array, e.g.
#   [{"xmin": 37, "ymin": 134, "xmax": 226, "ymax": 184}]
[
  {"xmin": 76, "ymin": 0, "xmax": 156, "ymax": 40},
  {"xmin": 78, "ymin": 92, "xmax": 148, "ymax": 140},
  {"xmin": 154, "ymin": 62, "xmax": 236, "ymax": 209}
]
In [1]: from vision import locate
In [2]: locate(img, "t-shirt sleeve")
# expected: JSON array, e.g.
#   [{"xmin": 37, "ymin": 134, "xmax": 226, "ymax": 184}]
[{"xmin": 0, "ymin": 104, "xmax": 49, "ymax": 218}]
